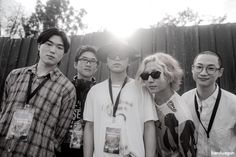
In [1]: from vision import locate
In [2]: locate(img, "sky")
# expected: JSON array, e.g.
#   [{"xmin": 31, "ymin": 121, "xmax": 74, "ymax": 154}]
[{"xmin": 9, "ymin": 0, "xmax": 236, "ymax": 38}]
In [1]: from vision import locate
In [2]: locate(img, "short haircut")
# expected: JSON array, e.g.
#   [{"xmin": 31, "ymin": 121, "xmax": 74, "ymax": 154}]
[
  {"xmin": 37, "ymin": 28, "xmax": 70, "ymax": 53},
  {"xmin": 193, "ymin": 51, "xmax": 223, "ymax": 68},
  {"xmin": 74, "ymin": 45, "xmax": 97, "ymax": 63},
  {"xmin": 136, "ymin": 52, "xmax": 184, "ymax": 91}
]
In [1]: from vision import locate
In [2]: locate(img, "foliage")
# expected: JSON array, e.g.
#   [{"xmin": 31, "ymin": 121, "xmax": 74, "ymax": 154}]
[
  {"xmin": 1, "ymin": 0, "xmax": 87, "ymax": 38},
  {"xmin": 23, "ymin": 0, "xmax": 87, "ymax": 37},
  {"xmin": 154, "ymin": 8, "xmax": 227, "ymax": 27}
]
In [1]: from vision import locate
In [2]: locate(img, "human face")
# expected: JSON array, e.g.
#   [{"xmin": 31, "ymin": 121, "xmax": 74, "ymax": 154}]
[
  {"xmin": 142, "ymin": 61, "xmax": 170, "ymax": 94},
  {"xmin": 38, "ymin": 35, "xmax": 65, "ymax": 67},
  {"xmin": 74, "ymin": 51, "xmax": 98, "ymax": 80},
  {"xmin": 107, "ymin": 54, "xmax": 129, "ymax": 73},
  {"xmin": 192, "ymin": 54, "xmax": 223, "ymax": 88}
]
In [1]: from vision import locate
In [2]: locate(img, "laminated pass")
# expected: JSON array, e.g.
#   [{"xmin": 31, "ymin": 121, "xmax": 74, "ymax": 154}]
[
  {"xmin": 69, "ymin": 120, "xmax": 84, "ymax": 149},
  {"xmin": 6, "ymin": 107, "xmax": 35, "ymax": 141},
  {"xmin": 104, "ymin": 115, "xmax": 131, "ymax": 156}
]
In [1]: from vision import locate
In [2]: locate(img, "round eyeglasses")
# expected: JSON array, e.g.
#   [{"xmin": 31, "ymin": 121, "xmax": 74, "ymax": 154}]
[{"xmin": 192, "ymin": 65, "xmax": 220, "ymax": 75}]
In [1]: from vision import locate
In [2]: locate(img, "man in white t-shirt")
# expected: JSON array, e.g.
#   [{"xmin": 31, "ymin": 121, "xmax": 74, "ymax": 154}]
[
  {"xmin": 83, "ymin": 40, "xmax": 157, "ymax": 157},
  {"xmin": 181, "ymin": 51, "xmax": 236, "ymax": 156}
]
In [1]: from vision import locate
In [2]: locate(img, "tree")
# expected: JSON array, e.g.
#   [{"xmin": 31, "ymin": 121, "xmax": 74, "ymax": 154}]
[
  {"xmin": 154, "ymin": 8, "xmax": 227, "ymax": 27},
  {"xmin": 23, "ymin": 0, "xmax": 87, "ymax": 37}
]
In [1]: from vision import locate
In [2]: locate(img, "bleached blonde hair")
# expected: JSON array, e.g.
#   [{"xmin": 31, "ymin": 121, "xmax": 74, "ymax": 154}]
[{"xmin": 135, "ymin": 52, "xmax": 184, "ymax": 91}]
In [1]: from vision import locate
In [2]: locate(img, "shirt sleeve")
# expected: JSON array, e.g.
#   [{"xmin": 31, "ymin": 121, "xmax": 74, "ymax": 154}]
[
  {"xmin": 54, "ymin": 86, "xmax": 76, "ymax": 148},
  {"xmin": 83, "ymin": 86, "xmax": 95, "ymax": 122},
  {"xmin": 0, "ymin": 70, "xmax": 17, "ymax": 113}
]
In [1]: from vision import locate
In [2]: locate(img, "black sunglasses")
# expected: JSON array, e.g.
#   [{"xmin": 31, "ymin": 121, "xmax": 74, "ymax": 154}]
[{"xmin": 140, "ymin": 71, "xmax": 161, "ymax": 80}]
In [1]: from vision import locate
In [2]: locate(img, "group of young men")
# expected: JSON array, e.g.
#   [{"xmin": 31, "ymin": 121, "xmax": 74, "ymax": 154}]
[{"xmin": 0, "ymin": 28, "xmax": 235, "ymax": 157}]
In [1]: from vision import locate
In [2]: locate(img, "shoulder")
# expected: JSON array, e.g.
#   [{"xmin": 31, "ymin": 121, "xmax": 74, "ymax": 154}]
[
  {"xmin": 53, "ymin": 69, "xmax": 75, "ymax": 93},
  {"xmin": 221, "ymin": 88, "xmax": 236, "ymax": 105},
  {"xmin": 181, "ymin": 88, "xmax": 196, "ymax": 98},
  {"xmin": 88, "ymin": 79, "xmax": 108, "ymax": 92}
]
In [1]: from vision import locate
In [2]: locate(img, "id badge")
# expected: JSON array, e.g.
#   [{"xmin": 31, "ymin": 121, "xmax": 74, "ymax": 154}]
[
  {"xmin": 104, "ymin": 117, "xmax": 122, "ymax": 155},
  {"xmin": 6, "ymin": 105, "xmax": 35, "ymax": 141},
  {"xmin": 69, "ymin": 120, "xmax": 83, "ymax": 149}
]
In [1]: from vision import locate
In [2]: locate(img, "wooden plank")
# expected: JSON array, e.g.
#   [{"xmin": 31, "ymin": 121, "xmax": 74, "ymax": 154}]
[
  {"xmin": 214, "ymin": 23, "xmax": 236, "ymax": 93},
  {"xmin": 0, "ymin": 38, "xmax": 13, "ymax": 100},
  {"xmin": 154, "ymin": 27, "xmax": 167, "ymax": 53},
  {"xmin": 17, "ymin": 38, "xmax": 32, "ymax": 68},
  {"xmin": 5, "ymin": 39, "xmax": 22, "ymax": 76},
  {"xmin": 198, "ymin": 24, "xmax": 216, "ymax": 52},
  {"xmin": 26, "ymin": 39, "xmax": 38, "ymax": 66},
  {"xmin": 181, "ymin": 26, "xmax": 200, "ymax": 92}
]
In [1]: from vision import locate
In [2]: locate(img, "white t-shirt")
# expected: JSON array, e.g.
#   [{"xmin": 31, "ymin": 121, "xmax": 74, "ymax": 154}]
[
  {"xmin": 83, "ymin": 80, "xmax": 157, "ymax": 157},
  {"xmin": 181, "ymin": 86, "xmax": 236, "ymax": 157}
]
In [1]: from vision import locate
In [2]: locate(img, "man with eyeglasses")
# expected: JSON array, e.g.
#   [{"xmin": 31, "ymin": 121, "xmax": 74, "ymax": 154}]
[
  {"xmin": 57, "ymin": 45, "xmax": 98, "ymax": 157},
  {"xmin": 83, "ymin": 40, "xmax": 157, "ymax": 157},
  {"xmin": 181, "ymin": 51, "xmax": 236, "ymax": 156}
]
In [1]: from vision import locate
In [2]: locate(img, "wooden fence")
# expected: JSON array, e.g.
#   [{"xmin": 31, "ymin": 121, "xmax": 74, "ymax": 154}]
[{"xmin": 0, "ymin": 23, "xmax": 236, "ymax": 100}]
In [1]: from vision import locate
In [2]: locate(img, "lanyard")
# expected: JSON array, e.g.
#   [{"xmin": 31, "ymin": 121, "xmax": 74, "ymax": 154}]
[
  {"xmin": 26, "ymin": 73, "xmax": 50, "ymax": 104},
  {"xmin": 194, "ymin": 88, "xmax": 221, "ymax": 138},
  {"xmin": 108, "ymin": 77, "xmax": 128, "ymax": 117}
]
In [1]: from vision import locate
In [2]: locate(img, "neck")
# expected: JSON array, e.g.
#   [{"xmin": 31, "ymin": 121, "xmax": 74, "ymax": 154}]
[
  {"xmin": 77, "ymin": 73, "xmax": 92, "ymax": 81},
  {"xmin": 154, "ymin": 87, "xmax": 174, "ymax": 106},
  {"xmin": 37, "ymin": 61, "xmax": 56, "ymax": 76},
  {"xmin": 197, "ymin": 84, "xmax": 216, "ymax": 100},
  {"xmin": 109, "ymin": 71, "xmax": 127, "ymax": 85}
]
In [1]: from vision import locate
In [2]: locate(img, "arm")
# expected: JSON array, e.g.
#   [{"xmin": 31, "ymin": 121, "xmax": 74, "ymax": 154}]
[
  {"xmin": 54, "ymin": 87, "xmax": 76, "ymax": 149},
  {"xmin": 83, "ymin": 121, "xmax": 94, "ymax": 157},
  {"xmin": 144, "ymin": 120, "xmax": 156, "ymax": 157}
]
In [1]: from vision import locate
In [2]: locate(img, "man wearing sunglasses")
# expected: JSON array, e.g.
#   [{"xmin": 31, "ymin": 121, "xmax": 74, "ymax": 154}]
[
  {"xmin": 181, "ymin": 51, "xmax": 236, "ymax": 156},
  {"xmin": 83, "ymin": 40, "xmax": 157, "ymax": 157},
  {"xmin": 57, "ymin": 46, "xmax": 98, "ymax": 157},
  {"xmin": 136, "ymin": 52, "xmax": 196, "ymax": 157}
]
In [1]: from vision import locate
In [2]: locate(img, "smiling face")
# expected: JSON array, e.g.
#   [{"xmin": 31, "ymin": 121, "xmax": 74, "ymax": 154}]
[
  {"xmin": 74, "ymin": 51, "xmax": 98, "ymax": 80},
  {"xmin": 38, "ymin": 35, "xmax": 65, "ymax": 67},
  {"xmin": 142, "ymin": 61, "xmax": 170, "ymax": 94},
  {"xmin": 192, "ymin": 54, "xmax": 223, "ymax": 89}
]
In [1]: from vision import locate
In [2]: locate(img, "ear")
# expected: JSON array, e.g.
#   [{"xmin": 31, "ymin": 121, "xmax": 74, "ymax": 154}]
[
  {"xmin": 218, "ymin": 68, "xmax": 224, "ymax": 77},
  {"xmin": 74, "ymin": 62, "xmax": 78, "ymax": 69},
  {"xmin": 38, "ymin": 44, "xmax": 41, "ymax": 51}
]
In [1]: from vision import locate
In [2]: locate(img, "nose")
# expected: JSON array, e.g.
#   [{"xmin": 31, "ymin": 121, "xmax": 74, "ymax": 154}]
[
  {"xmin": 200, "ymin": 67, "xmax": 208, "ymax": 75},
  {"xmin": 114, "ymin": 55, "xmax": 121, "ymax": 60},
  {"xmin": 147, "ymin": 75, "xmax": 154, "ymax": 82},
  {"xmin": 49, "ymin": 45, "xmax": 56, "ymax": 53}
]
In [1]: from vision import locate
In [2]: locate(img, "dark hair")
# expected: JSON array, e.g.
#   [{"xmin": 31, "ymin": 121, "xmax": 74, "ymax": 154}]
[
  {"xmin": 193, "ymin": 51, "xmax": 223, "ymax": 68},
  {"xmin": 37, "ymin": 28, "xmax": 70, "ymax": 53},
  {"xmin": 74, "ymin": 45, "xmax": 97, "ymax": 63}
]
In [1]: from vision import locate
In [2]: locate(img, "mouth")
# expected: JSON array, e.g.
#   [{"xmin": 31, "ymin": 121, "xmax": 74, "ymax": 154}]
[
  {"xmin": 84, "ymin": 68, "xmax": 91, "ymax": 72},
  {"xmin": 46, "ymin": 55, "xmax": 55, "ymax": 59},
  {"xmin": 148, "ymin": 86, "xmax": 157, "ymax": 90},
  {"xmin": 198, "ymin": 77, "xmax": 209, "ymax": 81}
]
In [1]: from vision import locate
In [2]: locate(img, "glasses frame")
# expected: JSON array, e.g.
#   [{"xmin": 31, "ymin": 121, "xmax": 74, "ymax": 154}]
[
  {"xmin": 78, "ymin": 57, "xmax": 98, "ymax": 66},
  {"xmin": 140, "ymin": 71, "xmax": 161, "ymax": 81},
  {"xmin": 192, "ymin": 65, "xmax": 221, "ymax": 75}
]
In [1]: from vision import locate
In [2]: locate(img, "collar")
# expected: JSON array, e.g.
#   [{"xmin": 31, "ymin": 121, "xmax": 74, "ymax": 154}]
[
  {"xmin": 26, "ymin": 64, "xmax": 61, "ymax": 81},
  {"xmin": 73, "ymin": 75, "xmax": 96, "ymax": 84},
  {"xmin": 196, "ymin": 84, "xmax": 219, "ymax": 107},
  {"xmin": 155, "ymin": 91, "xmax": 177, "ymax": 110}
]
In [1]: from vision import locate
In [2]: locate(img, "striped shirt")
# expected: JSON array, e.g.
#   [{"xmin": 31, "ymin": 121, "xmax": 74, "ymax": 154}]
[{"xmin": 0, "ymin": 64, "xmax": 76, "ymax": 157}]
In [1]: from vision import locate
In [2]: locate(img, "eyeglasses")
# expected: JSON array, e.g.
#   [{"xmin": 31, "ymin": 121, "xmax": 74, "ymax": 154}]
[
  {"xmin": 108, "ymin": 53, "xmax": 128, "ymax": 60},
  {"xmin": 192, "ymin": 65, "xmax": 220, "ymax": 75},
  {"xmin": 140, "ymin": 71, "xmax": 161, "ymax": 80},
  {"xmin": 78, "ymin": 57, "xmax": 98, "ymax": 65}
]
